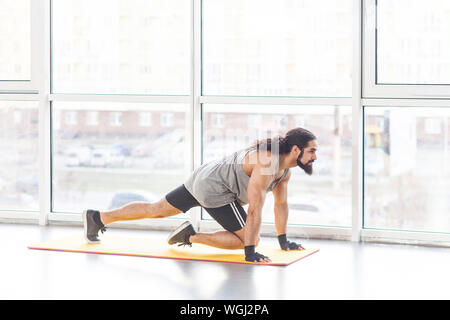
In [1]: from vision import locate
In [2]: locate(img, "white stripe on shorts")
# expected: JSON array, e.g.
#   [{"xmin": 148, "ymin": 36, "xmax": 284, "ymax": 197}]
[{"xmin": 230, "ymin": 202, "xmax": 245, "ymax": 228}]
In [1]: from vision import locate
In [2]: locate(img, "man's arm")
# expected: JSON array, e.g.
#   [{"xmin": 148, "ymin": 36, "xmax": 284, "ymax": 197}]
[
  {"xmin": 272, "ymin": 170, "xmax": 304, "ymax": 250},
  {"xmin": 272, "ymin": 169, "xmax": 291, "ymax": 236},
  {"xmin": 245, "ymin": 161, "xmax": 273, "ymax": 262}
]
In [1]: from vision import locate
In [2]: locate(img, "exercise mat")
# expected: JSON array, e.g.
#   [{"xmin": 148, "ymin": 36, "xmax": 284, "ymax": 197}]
[{"xmin": 28, "ymin": 234, "xmax": 319, "ymax": 266}]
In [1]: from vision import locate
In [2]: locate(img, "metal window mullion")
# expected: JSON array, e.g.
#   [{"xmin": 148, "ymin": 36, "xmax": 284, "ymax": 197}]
[
  {"xmin": 36, "ymin": 0, "xmax": 51, "ymax": 225},
  {"xmin": 352, "ymin": 0, "xmax": 364, "ymax": 242},
  {"xmin": 190, "ymin": 0, "xmax": 202, "ymax": 229}
]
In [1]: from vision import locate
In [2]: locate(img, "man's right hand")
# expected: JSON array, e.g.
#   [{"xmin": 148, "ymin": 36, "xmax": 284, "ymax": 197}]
[{"xmin": 244, "ymin": 245, "xmax": 271, "ymax": 263}]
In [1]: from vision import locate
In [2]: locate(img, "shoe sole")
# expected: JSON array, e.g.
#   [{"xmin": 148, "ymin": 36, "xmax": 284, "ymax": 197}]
[
  {"xmin": 167, "ymin": 221, "xmax": 192, "ymax": 245},
  {"xmin": 82, "ymin": 210, "xmax": 100, "ymax": 244}
]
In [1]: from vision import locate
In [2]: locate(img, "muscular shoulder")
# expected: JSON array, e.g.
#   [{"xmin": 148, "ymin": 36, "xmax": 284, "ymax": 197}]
[{"xmin": 243, "ymin": 150, "xmax": 278, "ymax": 175}]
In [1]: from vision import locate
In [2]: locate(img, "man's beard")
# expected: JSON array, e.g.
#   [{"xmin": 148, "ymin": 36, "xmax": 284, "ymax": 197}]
[
  {"xmin": 298, "ymin": 160, "xmax": 313, "ymax": 175},
  {"xmin": 297, "ymin": 149, "xmax": 313, "ymax": 175}
]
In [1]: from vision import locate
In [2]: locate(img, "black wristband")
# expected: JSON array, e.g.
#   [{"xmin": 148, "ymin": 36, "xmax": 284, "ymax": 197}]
[
  {"xmin": 278, "ymin": 234, "xmax": 303, "ymax": 250},
  {"xmin": 244, "ymin": 245, "xmax": 269, "ymax": 262},
  {"xmin": 278, "ymin": 234, "xmax": 288, "ymax": 247},
  {"xmin": 244, "ymin": 245, "xmax": 255, "ymax": 256}
]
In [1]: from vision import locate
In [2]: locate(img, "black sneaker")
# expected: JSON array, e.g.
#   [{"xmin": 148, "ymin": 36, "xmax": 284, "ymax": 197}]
[
  {"xmin": 167, "ymin": 221, "xmax": 196, "ymax": 247},
  {"xmin": 83, "ymin": 209, "xmax": 106, "ymax": 244}
]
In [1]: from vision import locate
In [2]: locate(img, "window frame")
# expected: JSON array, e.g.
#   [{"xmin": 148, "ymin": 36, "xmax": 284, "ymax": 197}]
[
  {"xmin": 363, "ymin": 0, "xmax": 450, "ymax": 99},
  {"xmin": 0, "ymin": 0, "xmax": 41, "ymax": 93}
]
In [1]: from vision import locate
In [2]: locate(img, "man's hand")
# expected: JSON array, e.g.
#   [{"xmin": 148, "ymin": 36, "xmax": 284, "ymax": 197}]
[
  {"xmin": 278, "ymin": 234, "xmax": 305, "ymax": 251},
  {"xmin": 244, "ymin": 245, "xmax": 272, "ymax": 263}
]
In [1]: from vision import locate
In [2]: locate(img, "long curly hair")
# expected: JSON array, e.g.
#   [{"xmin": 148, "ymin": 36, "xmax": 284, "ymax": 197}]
[{"xmin": 249, "ymin": 127, "xmax": 316, "ymax": 154}]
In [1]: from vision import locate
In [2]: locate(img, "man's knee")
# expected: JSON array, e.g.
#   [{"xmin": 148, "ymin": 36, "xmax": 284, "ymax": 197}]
[{"xmin": 232, "ymin": 227, "xmax": 260, "ymax": 247}]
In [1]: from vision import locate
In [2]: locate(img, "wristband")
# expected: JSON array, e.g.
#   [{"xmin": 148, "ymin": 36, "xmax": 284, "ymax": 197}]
[
  {"xmin": 278, "ymin": 234, "xmax": 303, "ymax": 250},
  {"xmin": 244, "ymin": 245, "xmax": 255, "ymax": 256},
  {"xmin": 278, "ymin": 234, "xmax": 287, "ymax": 250},
  {"xmin": 244, "ymin": 245, "xmax": 269, "ymax": 262}
]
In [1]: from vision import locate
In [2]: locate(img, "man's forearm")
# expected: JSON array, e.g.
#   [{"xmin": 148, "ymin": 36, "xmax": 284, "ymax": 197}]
[
  {"xmin": 244, "ymin": 205, "xmax": 263, "ymax": 246},
  {"xmin": 274, "ymin": 203, "xmax": 289, "ymax": 236}
]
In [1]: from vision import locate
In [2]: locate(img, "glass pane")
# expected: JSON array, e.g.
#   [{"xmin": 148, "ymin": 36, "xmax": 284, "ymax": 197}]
[
  {"xmin": 203, "ymin": 0, "xmax": 353, "ymax": 97},
  {"xmin": 0, "ymin": 0, "xmax": 31, "ymax": 80},
  {"xmin": 52, "ymin": 101, "xmax": 189, "ymax": 219},
  {"xmin": 202, "ymin": 104, "xmax": 352, "ymax": 228},
  {"xmin": 377, "ymin": 0, "xmax": 450, "ymax": 84},
  {"xmin": 52, "ymin": 0, "xmax": 190, "ymax": 95},
  {"xmin": 0, "ymin": 101, "xmax": 39, "ymax": 211},
  {"xmin": 364, "ymin": 107, "xmax": 450, "ymax": 233}
]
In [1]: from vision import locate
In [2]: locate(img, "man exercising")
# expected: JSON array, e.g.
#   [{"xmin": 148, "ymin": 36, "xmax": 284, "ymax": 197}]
[{"xmin": 83, "ymin": 127, "xmax": 317, "ymax": 263}]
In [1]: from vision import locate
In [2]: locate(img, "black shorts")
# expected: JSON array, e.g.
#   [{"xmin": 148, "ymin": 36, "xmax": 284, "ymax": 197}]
[{"xmin": 165, "ymin": 185, "xmax": 247, "ymax": 232}]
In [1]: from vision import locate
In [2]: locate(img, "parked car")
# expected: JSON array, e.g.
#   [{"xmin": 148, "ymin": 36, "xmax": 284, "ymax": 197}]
[
  {"xmin": 112, "ymin": 144, "xmax": 132, "ymax": 157},
  {"xmin": 91, "ymin": 149, "xmax": 110, "ymax": 167},
  {"xmin": 64, "ymin": 146, "xmax": 93, "ymax": 167}
]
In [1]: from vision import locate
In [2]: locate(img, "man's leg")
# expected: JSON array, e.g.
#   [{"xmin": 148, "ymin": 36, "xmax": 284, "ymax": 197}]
[
  {"xmin": 186, "ymin": 201, "xmax": 259, "ymax": 250},
  {"xmin": 84, "ymin": 185, "xmax": 197, "ymax": 243},
  {"xmin": 189, "ymin": 228, "xmax": 260, "ymax": 250},
  {"xmin": 100, "ymin": 198, "xmax": 182, "ymax": 225},
  {"xmin": 189, "ymin": 229, "xmax": 245, "ymax": 250}
]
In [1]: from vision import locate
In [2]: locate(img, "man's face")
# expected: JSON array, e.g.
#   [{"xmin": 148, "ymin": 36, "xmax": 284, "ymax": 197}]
[{"xmin": 296, "ymin": 140, "xmax": 318, "ymax": 175}]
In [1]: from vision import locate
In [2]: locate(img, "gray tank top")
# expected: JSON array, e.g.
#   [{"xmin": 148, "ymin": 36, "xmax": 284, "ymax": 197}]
[{"xmin": 184, "ymin": 147, "xmax": 289, "ymax": 208}]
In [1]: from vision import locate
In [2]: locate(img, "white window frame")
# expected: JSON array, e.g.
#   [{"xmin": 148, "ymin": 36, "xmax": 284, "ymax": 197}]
[
  {"xmin": 0, "ymin": 0, "xmax": 449, "ymax": 248},
  {"xmin": 363, "ymin": 0, "xmax": 450, "ymax": 99}
]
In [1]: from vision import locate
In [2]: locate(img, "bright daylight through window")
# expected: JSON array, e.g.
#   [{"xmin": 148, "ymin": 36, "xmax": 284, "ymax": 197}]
[
  {"xmin": 0, "ymin": 0, "xmax": 449, "ymax": 244},
  {"xmin": 203, "ymin": 105, "xmax": 352, "ymax": 228},
  {"xmin": 0, "ymin": 0, "xmax": 31, "ymax": 80}
]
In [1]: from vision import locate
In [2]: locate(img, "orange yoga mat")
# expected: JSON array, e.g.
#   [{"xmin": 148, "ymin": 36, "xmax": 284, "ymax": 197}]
[{"xmin": 28, "ymin": 234, "xmax": 319, "ymax": 266}]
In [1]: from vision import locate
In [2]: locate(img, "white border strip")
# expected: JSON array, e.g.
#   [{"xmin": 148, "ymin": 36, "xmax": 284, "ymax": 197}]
[
  {"xmin": 48, "ymin": 212, "xmax": 186, "ymax": 231},
  {"xmin": 199, "ymin": 220, "xmax": 352, "ymax": 240},
  {"xmin": 362, "ymin": 229, "xmax": 450, "ymax": 247},
  {"xmin": 230, "ymin": 202, "xmax": 245, "ymax": 228}
]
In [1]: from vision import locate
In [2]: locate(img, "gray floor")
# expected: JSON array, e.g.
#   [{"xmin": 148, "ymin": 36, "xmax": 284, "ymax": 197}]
[{"xmin": 0, "ymin": 223, "xmax": 449, "ymax": 300}]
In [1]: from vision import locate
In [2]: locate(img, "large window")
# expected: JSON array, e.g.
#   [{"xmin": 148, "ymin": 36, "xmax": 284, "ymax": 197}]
[
  {"xmin": 52, "ymin": 0, "xmax": 190, "ymax": 95},
  {"xmin": 52, "ymin": 102, "xmax": 188, "ymax": 215},
  {"xmin": 1, "ymin": 0, "xmax": 449, "ymax": 245},
  {"xmin": 0, "ymin": 0, "xmax": 31, "ymax": 81},
  {"xmin": 203, "ymin": 0, "xmax": 353, "ymax": 97},
  {"xmin": 364, "ymin": 107, "xmax": 450, "ymax": 233},
  {"xmin": 0, "ymin": 101, "xmax": 39, "ymax": 211},
  {"xmin": 202, "ymin": 104, "xmax": 352, "ymax": 228},
  {"xmin": 364, "ymin": 0, "xmax": 450, "ymax": 98},
  {"xmin": 50, "ymin": 0, "xmax": 191, "ymax": 221},
  {"xmin": 377, "ymin": 0, "xmax": 450, "ymax": 85}
]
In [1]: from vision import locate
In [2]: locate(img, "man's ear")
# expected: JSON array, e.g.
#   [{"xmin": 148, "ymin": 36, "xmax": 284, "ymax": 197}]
[{"xmin": 291, "ymin": 145, "xmax": 301, "ymax": 156}]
